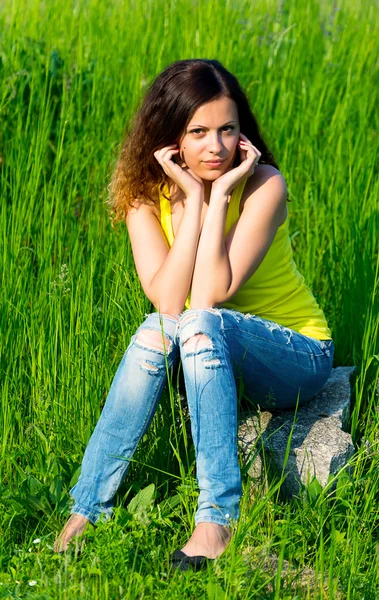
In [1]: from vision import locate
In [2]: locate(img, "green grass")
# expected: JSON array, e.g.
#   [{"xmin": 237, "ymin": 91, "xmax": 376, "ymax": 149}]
[{"xmin": 1, "ymin": 0, "xmax": 378, "ymax": 597}]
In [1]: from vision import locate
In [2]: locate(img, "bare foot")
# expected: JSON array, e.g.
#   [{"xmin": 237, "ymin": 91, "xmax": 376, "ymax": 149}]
[
  {"xmin": 53, "ymin": 514, "xmax": 90, "ymax": 553},
  {"xmin": 180, "ymin": 522, "xmax": 232, "ymax": 559}
]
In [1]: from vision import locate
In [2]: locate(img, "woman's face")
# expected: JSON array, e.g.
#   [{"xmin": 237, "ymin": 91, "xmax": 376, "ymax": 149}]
[{"xmin": 178, "ymin": 96, "xmax": 240, "ymax": 180}]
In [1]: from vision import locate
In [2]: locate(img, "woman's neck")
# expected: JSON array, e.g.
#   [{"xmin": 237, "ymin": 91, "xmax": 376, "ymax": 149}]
[
  {"xmin": 203, "ymin": 181, "xmax": 212, "ymax": 205},
  {"xmin": 168, "ymin": 179, "xmax": 213, "ymax": 206}
]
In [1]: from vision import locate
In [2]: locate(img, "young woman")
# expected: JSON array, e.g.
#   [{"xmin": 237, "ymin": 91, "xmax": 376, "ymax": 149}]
[{"xmin": 54, "ymin": 59, "xmax": 334, "ymax": 571}]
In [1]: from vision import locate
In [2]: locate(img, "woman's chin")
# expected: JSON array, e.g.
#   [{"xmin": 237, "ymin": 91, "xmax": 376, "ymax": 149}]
[{"xmin": 197, "ymin": 169, "xmax": 225, "ymax": 180}]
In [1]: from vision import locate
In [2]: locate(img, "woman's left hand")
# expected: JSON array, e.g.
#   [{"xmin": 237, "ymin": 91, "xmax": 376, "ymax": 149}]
[{"xmin": 211, "ymin": 133, "xmax": 262, "ymax": 197}]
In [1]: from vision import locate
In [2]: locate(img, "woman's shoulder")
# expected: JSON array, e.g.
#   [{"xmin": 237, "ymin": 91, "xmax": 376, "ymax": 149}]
[
  {"xmin": 239, "ymin": 164, "xmax": 287, "ymax": 218},
  {"xmin": 243, "ymin": 164, "xmax": 284, "ymax": 196},
  {"xmin": 128, "ymin": 186, "xmax": 161, "ymax": 221}
]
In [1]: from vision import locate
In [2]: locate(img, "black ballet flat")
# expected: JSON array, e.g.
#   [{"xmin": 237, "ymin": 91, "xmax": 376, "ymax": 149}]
[{"xmin": 170, "ymin": 549, "xmax": 211, "ymax": 572}]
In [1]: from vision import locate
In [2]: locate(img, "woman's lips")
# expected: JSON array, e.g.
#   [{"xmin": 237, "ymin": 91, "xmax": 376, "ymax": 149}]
[{"xmin": 203, "ymin": 160, "xmax": 224, "ymax": 167}]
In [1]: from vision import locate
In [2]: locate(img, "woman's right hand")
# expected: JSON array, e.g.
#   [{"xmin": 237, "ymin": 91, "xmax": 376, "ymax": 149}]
[{"xmin": 153, "ymin": 145, "xmax": 204, "ymax": 199}]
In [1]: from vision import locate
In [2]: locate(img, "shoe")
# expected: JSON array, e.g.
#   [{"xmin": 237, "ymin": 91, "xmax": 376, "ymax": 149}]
[{"xmin": 170, "ymin": 549, "xmax": 211, "ymax": 572}]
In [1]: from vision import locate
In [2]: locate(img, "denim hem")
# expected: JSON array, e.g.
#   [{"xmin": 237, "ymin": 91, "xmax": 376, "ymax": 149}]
[
  {"xmin": 195, "ymin": 515, "xmax": 236, "ymax": 528},
  {"xmin": 70, "ymin": 503, "xmax": 113, "ymax": 526}
]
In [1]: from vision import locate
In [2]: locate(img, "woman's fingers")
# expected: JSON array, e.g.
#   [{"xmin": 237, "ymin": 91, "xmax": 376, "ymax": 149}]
[
  {"xmin": 153, "ymin": 145, "xmax": 204, "ymax": 197},
  {"xmin": 154, "ymin": 145, "xmax": 177, "ymax": 161},
  {"xmin": 153, "ymin": 144, "xmax": 177, "ymax": 158},
  {"xmin": 239, "ymin": 140, "xmax": 261, "ymax": 165},
  {"xmin": 153, "ymin": 146, "xmax": 181, "ymax": 176}
]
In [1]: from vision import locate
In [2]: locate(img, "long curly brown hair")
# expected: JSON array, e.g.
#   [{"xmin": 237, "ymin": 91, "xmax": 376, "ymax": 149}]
[{"xmin": 107, "ymin": 58, "xmax": 287, "ymax": 227}]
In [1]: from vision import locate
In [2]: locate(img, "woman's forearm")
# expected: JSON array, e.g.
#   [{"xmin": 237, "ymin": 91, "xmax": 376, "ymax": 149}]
[
  {"xmin": 150, "ymin": 196, "xmax": 203, "ymax": 315},
  {"xmin": 190, "ymin": 190, "xmax": 232, "ymax": 308}
]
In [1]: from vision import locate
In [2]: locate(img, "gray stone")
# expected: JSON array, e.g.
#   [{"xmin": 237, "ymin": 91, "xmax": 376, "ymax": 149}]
[{"xmin": 238, "ymin": 367, "xmax": 357, "ymax": 497}]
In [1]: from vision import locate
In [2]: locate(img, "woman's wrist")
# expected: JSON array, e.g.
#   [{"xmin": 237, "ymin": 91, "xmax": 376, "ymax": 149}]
[
  {"xmin": 184, "ymin": 191, "xmax": 204, "ymax": 210},
  {"xmin": 209, "ymin": 187, "xmax": 229, "ymax": 206}
]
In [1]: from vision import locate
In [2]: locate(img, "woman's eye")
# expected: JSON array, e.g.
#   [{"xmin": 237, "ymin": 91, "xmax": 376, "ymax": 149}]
[{"xmin": 190, "ymin": 126, "xmax": 234, "ymax": 135}]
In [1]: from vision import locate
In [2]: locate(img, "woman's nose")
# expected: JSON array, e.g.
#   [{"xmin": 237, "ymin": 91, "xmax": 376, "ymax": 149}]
[{"xmin": 207, "ymin": 133, "xmax": 223, "ymax": 152}]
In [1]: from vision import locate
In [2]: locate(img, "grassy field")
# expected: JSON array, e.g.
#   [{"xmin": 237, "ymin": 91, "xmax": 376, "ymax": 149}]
[{"xmin": 1, "ymin": 0, "xmax": 378, "ymax": 597}]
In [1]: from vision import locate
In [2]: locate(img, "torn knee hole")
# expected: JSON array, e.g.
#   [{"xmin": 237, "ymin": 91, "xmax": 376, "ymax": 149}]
[
  {"xmin": 203, "ymin": 358, "xmax": 220, "ymax": 366},
  {"xmin": 183, "ymin": 333, "xmax": 212, "ymax": 352},
  {"xmin": 136, "ymin": 329, "xmax": 171, "ymax": 352},
  {"xmin": 141, "ymin": 361, "xmax": 159, "ymax": 371}
]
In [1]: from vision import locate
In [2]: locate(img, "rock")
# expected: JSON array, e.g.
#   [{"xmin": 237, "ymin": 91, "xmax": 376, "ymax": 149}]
[{"xmin": 238, "ymin": 367, "xmax": 357, "ymax": 498}]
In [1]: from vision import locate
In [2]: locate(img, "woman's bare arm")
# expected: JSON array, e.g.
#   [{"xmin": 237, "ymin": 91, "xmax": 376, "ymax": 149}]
[{"xmin": 126, "ymin": 194, "xmax": 202, "ymax": 315}]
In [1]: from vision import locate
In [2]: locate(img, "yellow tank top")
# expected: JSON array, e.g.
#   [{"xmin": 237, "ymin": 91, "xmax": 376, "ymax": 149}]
[{"xmin": 159, "ymin": 178, "xmax": 332, "ymax": 341}]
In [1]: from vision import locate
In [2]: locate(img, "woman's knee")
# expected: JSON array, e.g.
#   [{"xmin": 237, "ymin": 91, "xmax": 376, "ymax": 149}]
[
  {"xmin": 135, "ymin": 329, "xmax": 173, "ymax": 354},
  {"xmin": 134, "ymin": 312, "xmax": 180, "ymax": 356},
  {"xmin": 177, "ymin": 309, "xmax": 226, "ymax": 366},
  {"xmin": 178, "ymin": 308, "xmax": 222, "ymax": 347}
]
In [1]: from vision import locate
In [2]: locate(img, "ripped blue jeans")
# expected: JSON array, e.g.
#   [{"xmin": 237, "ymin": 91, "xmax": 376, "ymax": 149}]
[{"xmin": 70, "ymin": 308, "xmax": 334, "ymax": 527}]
